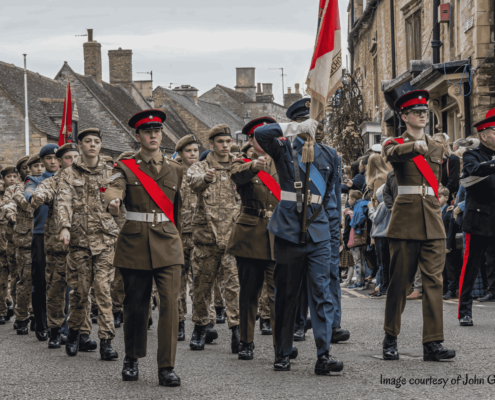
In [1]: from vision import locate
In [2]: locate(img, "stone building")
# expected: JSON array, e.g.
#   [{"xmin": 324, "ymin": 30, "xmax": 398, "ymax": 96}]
[{"xmin": 347, "ymin": 0, "xmax": 494, "ymax": 149}]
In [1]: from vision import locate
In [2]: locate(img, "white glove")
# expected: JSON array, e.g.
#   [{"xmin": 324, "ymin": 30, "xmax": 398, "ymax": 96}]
[
  {"xmin": 279, "ymin": 119, "xmax": 318, "ymax": 139},
  {"xmin": 299, "ymin": 119, "xmax": 318, "ymax": 139}
]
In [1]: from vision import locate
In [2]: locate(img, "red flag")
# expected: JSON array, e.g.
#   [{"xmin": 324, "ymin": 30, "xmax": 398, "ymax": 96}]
[
  {"xmin": 306, "ymin": 0, "xmax": 342, "ymax": 121},
  {"xmin": 58, "ymin": 83, "xmax": 73, "ymax": 146}
]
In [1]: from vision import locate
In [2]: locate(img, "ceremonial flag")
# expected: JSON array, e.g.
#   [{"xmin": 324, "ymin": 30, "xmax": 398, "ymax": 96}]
[
  {"xmin": 306, "ymin": 0, "xmax": 342, "ymax": 121},
  {"xmin": 58, "ymin": 82, "xmax": 73, "ymax": 146}
]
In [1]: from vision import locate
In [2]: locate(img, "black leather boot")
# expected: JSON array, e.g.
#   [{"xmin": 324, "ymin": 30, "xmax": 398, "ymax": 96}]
[
  {"xmin": 48, "ymin": 327, "xmax": 61, "ymax": 349},
  {"xmin": 315, "ymin": 351, "xmax": 344, "ymax": 375},
  {"xmin": 274, "ymin": 356, "xmax": 290, "ymax": 371},
  {"xmin": 205, "ymin": 323, "xmax": 218, "ymax": 344},
  {"xmin": 238, "ymin": 341, "xmax": 254, "ymax": 360},
  {"xmin": 382, "ymin": 333, "xmax": 399, "ymax": 360},
  {"xmin": 459, "ymin": 316, "xmax": 473, "ymax": 326},
  {"xmin": 100, "ymin": 339, "xmax": 119, "ymax": 360},
  {"xmin": 35, "ymin": 329, "xmax": 49, "ymax": 342},
  {"xmin": 66, "ymin": 328, "xmax": 80, "ymax": 357},
  {"xmin": 13, "ymin": 319, "xmax": 20, "ymax": 330},
  {"xmin": 178, "ymin": 321, "xmax": 185, "ymax": 341},
  {"xmin": 29, "ymin": 316, "xmax": 36, "ymax": 331},
  {"xmin": 423, "ymin": 341, "xmax": 456, "ymax": 362},
  {"xmin": 260, "ymin": 318, "xmax": 272, "ymax": 336},
  {"xmin": 215, "ymin": 306, "xmax": 226, "ymax": 324},
  {"xmin": 0, "ymin": 316, "xmax": 5, "ymax": 325},
  {"xmin": 6, "ymin": 305, "xmax": 13, "ymax": 321},
  {"xmin": 16, "ymin": 319, "xmax": 29, "ymax": 335},
  {"xmin": 79, "ymin": 333, "xmax": 97, "ymax": 352},
  {"xmin": 331, "ymin": 327, "xmax": 350, "ymax": 343},
  {"xmin": 122, "ymin": 355, "xmax": 139, "ymax": 381},
  {"xmin": 289, "ymin": 346, "xmax": 298, "ymax": 360},
  {"xmin": 158, "ymin": 367, "xmax": 181, "ymax": 387},
  {"xmin": 231, "ymin": 326, "xmax": 240, "ymax": 354},
  {"xmin": 113, "ymin": 311, "xmax": 122, "ymax": 329},
  {"xmin": 189, "ymin": 325, "xmax": 206, "ymax": 350}
]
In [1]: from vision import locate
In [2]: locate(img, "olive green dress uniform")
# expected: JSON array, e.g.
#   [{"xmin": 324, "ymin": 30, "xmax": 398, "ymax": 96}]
[
  {"xmin": 383, "ymin": 131, "xmax": 446, "ymax": 343},
  {"xmin": 104, "ymin": 149, "xmax": 184, "ymax": 369},
  {"xmin": 226, "ymin": 156, "xmax": 278, "ymax": 344}
]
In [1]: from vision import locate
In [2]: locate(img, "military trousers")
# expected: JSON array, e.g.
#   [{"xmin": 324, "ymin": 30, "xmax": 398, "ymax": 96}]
[
  {"xmin": 179, "ymin": 233, "xmax": 194, "ymax": 323},
  {"xmin": 14, "ymin": 248, "xmax": 32, "ymax": 322},
  {"xmin": 31, "ymin": 234, "xmax": 47, "ymax": 331},
  {"xmin": 385, "ymin": 239, "xmax": 445, "ymax": 343},
  {"xmin": 329, "ymin": 217, "xmax": 342, "ymax": 329},
  {"xmin": 0, "ymin": 248, "xmax": 15, "ymax": 317},
  {"xmin": 111, "ymin": 267, "xmax": 124, "ymax": 314},
  {"xmin": 236, "ymin": 256, "xmax": 275, "ymax": 344},
  {"xmin": 191, "ymin": 244, "xmax": 239, "ymax": 328},
  {"xmin": 45, "ymin": 252, "xmax": 68, "ymax": 329},
  {"xmin": 273, "ymin": 236, "xmax": 335, "ymax": 358},
  {"xmin": 120, "ymin": 264, "xmax": 181, "ymax": 369},
  {"xmin": 258, "ymin": 281, "xmax": 271, "ymax": 320},
  {"xmin": 66, "ymin": 247, "xmax": 115, "ymax": 340}
]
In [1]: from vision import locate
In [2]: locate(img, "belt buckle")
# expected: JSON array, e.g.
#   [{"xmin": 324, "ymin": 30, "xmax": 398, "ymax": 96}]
[
  {"xmin": 421, "ymin": 184, "xmax": 427, "ymax": 198},
  {"xmin": 262, "ymin": 210, "xmax": 273, "ymax": 219},
  {"xmin": 153, "ymin": 212, "xmax": 158, "ymax": 224},
  {"xmin": 294, "ymin": 181, "xmax": 303, "ymax": 189}
]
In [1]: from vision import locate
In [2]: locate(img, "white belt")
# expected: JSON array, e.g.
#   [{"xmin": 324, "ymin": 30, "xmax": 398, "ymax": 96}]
[
  {"xmin": 280, "ymin": 191, "xmax": 323, "ymax": 204},
  {"xmin": 398, "ymin": 186, "xmax": 435, "ymax": 197},
  {"xmin": 126, "ymin": 211, "xmax": 170, "ymax": 223}
]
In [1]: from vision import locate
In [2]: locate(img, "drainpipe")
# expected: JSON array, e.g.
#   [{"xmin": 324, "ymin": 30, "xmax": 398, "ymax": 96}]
[
  {"xmin": 390, "ymin": 0, "xmax": 396, "ymax": 79},
  {"xmin": 432, "ymin": 0, "xmax": 442, "ymax": 63}
]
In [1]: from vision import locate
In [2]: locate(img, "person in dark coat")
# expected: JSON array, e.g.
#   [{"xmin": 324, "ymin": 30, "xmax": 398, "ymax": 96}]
[{"xmin": 433, "ymin": 133, "xmax": 460, "ymax": 203}]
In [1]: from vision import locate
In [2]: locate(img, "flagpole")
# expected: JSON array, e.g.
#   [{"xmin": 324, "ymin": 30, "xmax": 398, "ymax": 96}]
[{"xmin": 23, "ymin": 54, "xmax": 29, "ymax": 155}]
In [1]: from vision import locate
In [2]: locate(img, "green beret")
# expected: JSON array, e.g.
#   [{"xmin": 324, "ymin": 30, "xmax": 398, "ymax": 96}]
[
  {"xmin": 231, "ymin": 144, "xmax": 240, "ymax": 152},
  {"xmin": 241, "ymin": 142, "xmax": 253, "ymax": 154},
  {"xmin": 78, "ymin": 128, "xmax": 102, "ymax": 141},
  {"xmin": 208, "ymin": 124, "xmax": 231, "ymax": 140},
  {"xmin": 56, "ymin": 143, "xmax": 79, "ymax": 158},
  {"xmin": 15, "ymin": 155, "xmax": 29, "ymax": 171},
  {"xmin": 175, "ymin": 134, "xmax": 198, "ymax": 153},
  {"xmin": 26, "ymin": 153, "xmax": 41, "ymax": 166},
  {"xmin": 1, "ymin": 165, "xmax": 18, "ymax": 177}
]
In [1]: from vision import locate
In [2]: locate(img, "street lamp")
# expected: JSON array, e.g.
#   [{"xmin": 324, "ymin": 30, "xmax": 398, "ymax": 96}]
[{"xmin": 243, "ymin": 111, "xmax": 251, "ymax": 125}]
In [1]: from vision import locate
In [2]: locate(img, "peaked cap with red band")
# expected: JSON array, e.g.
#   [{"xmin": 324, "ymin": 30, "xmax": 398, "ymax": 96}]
[
  {"xmin": 242, "ymin": 116, "xmax": 276, "ymax": 137},
  {"xmin": 394, "ymin": 89, "xmax": 429, "ymax": 113},
  {"xmin": 128, "ymin": 109, "xmax": 166, "ymax": 131},
  {"xmin": 474, "ymin": 108, "xmax": 495, "ymax": 132}
]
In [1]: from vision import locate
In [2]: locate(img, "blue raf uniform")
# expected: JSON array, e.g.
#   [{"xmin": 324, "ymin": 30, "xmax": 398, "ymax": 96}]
[{"xmin": 255, "ymin": 101, "xmax": 343, "ymax": 372}]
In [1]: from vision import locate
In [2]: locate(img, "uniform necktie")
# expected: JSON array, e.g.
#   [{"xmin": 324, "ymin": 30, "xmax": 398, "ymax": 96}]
[{"xmin": 149, "ymin": 160, "xmax": 158, "ymax": 179}]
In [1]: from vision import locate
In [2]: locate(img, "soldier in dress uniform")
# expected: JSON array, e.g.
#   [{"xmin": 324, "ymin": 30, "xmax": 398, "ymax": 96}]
[
  {"xmin": 255, "ymin": 105, "xmax": 344, "ymax": 375},
  {"xmin": 105, "ymin": 109, "xmax": 183, "ymax": 387},
  {"xmin": 381, "ymin": 89, "xmax": 456, "ymax": 362}
]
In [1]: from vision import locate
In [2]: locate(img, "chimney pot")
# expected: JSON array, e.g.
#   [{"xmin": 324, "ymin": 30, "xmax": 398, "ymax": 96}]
[
  {"xmin": 288, "ymin": 87, "xmax": 292, "ymax": 94},
  {"xmin": 295, "ymin": 83, "xmax": 300, "ymax": 94},
  {"xmin": 87, "ymin": 29, "xmax": 93, "ymax": 42}
]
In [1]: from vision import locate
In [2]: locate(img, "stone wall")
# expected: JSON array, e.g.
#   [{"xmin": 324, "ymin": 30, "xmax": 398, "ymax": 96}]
[{"xmin": 200, "ymin": 87, "xmax": 246, "ymax": 119}]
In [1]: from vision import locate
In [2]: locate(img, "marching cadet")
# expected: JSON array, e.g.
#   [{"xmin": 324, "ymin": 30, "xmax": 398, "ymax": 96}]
[
  {"xmin": 105, "ymin": 110, "xmax": 183, "ymax": 387},
  {"xmin": 57, "ymin": 128, "xmax": 119, "ymax": 361},
  {"xmin": 382, "ymin": 90, "xmax": 455, "ymax": 362},
  {"xmin": 240, "ymin": 142, "xmax": 254, "ymax": 159},
  {"xmin": 226, "ymin": 116, "xmax": 280, "ymax": 360},
  {"xmin": 186, "ymin": 124, "xmax": 241, "ymax": 353},
  {"xmin": 457, "ymin": 108, "xmax": 495, "ymax": 325},
  {"xmin": 25, "ymin": 143, "xmax": 60, "ymax": 341},
  {"xmin": 0, "ymin": 166, "xmax": 19, "ymax": 325},
  {"xmin": 31, "ymin": 143, "xmax": 91, "ymax": 350},
  {"xmin": 175, "ymin": 134, "xmax": 199, "ymax": 341},
  {"xmin": 255, "ymin": 105, "xmax": 344, "ymax": 375}
]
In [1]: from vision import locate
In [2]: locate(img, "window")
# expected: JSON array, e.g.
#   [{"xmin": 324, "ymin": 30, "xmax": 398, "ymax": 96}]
[{"xmin": 405, "ymin": 11, "xmax": 422, "ymax": 64}]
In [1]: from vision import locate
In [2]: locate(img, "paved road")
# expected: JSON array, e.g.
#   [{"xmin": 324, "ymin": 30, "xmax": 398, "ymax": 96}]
[{"xmin": 1, "ymin": 291, "xmax": 494, "ymax": 400}]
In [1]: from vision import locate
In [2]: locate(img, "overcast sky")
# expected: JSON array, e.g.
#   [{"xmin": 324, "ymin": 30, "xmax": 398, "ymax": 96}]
[{"xmin": 0, "ymin": 0, "xmax": 349, "ymax": 105}]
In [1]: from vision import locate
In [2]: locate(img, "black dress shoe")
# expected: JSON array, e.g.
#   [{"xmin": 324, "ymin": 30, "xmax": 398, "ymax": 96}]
[
  {"xmin": 238, "ymin": 341, "xmax": 254, "ymax": 360},
  {"xmin": 0, "ymin": 316, "xmax": 5, "ymax": 325},
  {"xmin": 274, "ymin": 356, "xmax": 290, "ymax": 371},
  {"xmin": 100, "ymin": 339, "xmax": 118, "ymax": 360},
  {"xmin": 158, "ymin": 367, "xmax": 181, "ymax": 387},
  {"xmin": 215, "ymin": 306, "xmax": 226, "ymax": 324},
  {"xmin": 289, "ymin": 346, "xmax": 298, "ymax": 360},
  {"xmin": 60, "ymin": 333, "xmax": 67, "ymax": 345},
  {"xmin": 423, "ymin": 341, "xmax": 456, "ymax": 361},
  {"xmin": 293, "ymin": 328, "xmax": 305, "ymax": 342},
  {"xmin": 66, "ymin": 328, "xmax": 80, "ymax": 357},
  {"xmin": 113, "ymin": 311, "xmax": 122, "ymax": 329},
  {"xmin": 35, "ymin": 329, "xmax": 49, "ymax": 342},
  {"xmin": 48, "ymin": 328, "xmax": 61, "ymax": 349},
  {"xmin": 178, "ymin": 321, "xmax": 185, "ymax": 341},
  {"xmin": 315, "ymin": 352, "xmax": 344, "ymax": 375},
  {"xmin": 382, "ymin": 333, "xmax": 399, "ymax": 360},
  {"xmin": 205, "ymin": 323, "xmax": 218, "ymax": 344},
  {"xmin": 443, "ymin": 290, "xmax": 454, "ymax": 300},
  {"xmin": 122, "ymin": 355, "xmax": 139, "ymax": 381},
  {"xmin": 260, "ymin": 319, "xmax": 272, "ymax": 336},
  {"xmin": 16, "ymin": 319, "xmax": 29, "ymax": 335},
  {"xmin": 477, "ymin": 293, "xmax": 495, "ymax": 302},
  {"xmin": 231, "ymin": 326, "xmax": 240, "ymax": 354},
  {"xmin": 331, "ymin": 327, "xmax": 350, "ymax": 343},
  {"xmin": 79, "ymin": 334, "xmax": 97, "ymax": 352},
  {"xmin": 459, "ymin": 316, "xmax": 473, "ymax": 326},
  {"xmin": 189, "ymin": 325, "xmax": 206, "ymax": 350},
  {"xmin": 29, "ymin": 316, "xmax": 36, "ymax": 332},
  {"xmin": 13, "ymin": 320, "xmax": 20, "ymax": 330}
]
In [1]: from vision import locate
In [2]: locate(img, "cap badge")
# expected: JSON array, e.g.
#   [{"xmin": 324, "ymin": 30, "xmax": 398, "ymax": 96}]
[
  {"xmin": 263, "ymin": 122, "xmax": 267, "ymax": 125},
  {"xmin": 149, "ymin": 115, "xmax": 153, "ymax": 120},
  {"xmin": 418, "ymin": 96, "xmax": 422, "ymax": 100},
  {"xmin": 305, "ymin": 101, "xmax": 310, "ymax": 108}
]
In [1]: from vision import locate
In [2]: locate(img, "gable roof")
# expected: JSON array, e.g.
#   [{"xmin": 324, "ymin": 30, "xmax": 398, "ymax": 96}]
[{"xmin": 215, "ymin": 84, "xmax": 254, "ymax": 104}]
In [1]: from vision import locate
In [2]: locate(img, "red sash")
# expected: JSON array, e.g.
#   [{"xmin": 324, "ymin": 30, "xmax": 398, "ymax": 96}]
[
  {"xmin": 384, "ymin": 138, "xmax": 439, "ymax": 201},
  {"xmin": 121, "ymin": 159, "xmax": 175, "ymax": 225},
  {"xmin": 243, "ymin": 158, "xmax": 281, "ymax": 201}
]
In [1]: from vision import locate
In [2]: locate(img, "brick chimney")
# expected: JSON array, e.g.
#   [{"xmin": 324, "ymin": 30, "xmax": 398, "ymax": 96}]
[
  {"xmin": 262, "ymin": 83, "xmax": 273, "ymax": 96},
  {"xmin": 235, "ymin": 67, "xmax": 256, "ymax": 102},
  {"xmin": 173, "ymin": 85, "xmax": 199, "ymax": 104},
  {"xmin": 108, "ymin": 48, "xmax": 133, "ymax": 91},
  {"xmin": 83, "ymin": 29, "xmax": 102, "ymax": 84}
]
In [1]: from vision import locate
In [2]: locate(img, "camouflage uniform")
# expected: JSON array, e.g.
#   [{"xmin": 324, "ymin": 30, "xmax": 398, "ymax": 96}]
[
  {"xmin": 0, "ymin": 184, "xmax": 16, "ymax": 317},
  {"xmin": 2, "ymin": 184, "xmax": 34, "ymax": 322},
  {"xmin": 57, "ymin": 156, "xmax": 118, "ymax": 340},
  {"xmin": 187, "ymin": 151, "xmax": 240, "ymax": 328},
  {"xmin": 258, "ymin": 281, "xmax": 270, "ymax": 320}
]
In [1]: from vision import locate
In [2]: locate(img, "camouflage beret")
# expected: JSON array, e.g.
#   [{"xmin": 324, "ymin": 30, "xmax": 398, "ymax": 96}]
[
  {"xmin": 208, "ymin": 124, "xmax": 231, "ymax": 140},
  {"xmin": 26, "ymin": 153, "xmax": 41, "ymax": 166},
  {"xmin": 56, "ymin": 143, "xmax": 79, "ymax": 158},
  {"xmin": 1, "ymin": 165, "xmax": 18, "ymax": 177},
  {"xmin": 231, "ymin": 144, "xmax": 240, "ymax": 152},
  {"xmin": 116, "ymin": 151, "xmax": 135, "ymax": 162},
  {"xmin": 15, "ymin": 155, "xmax": 29, "ymax": 170},
  {"xmin": 78, "ymin": 127, "xmax": 102, "ymax": 141},
  {"xmin": 175, "ymin": 134, "xmax": 199, "ymax": 153},
  {"xmin": 241, "ymin": 142, "xmax": 253, "ymax": 154}
]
